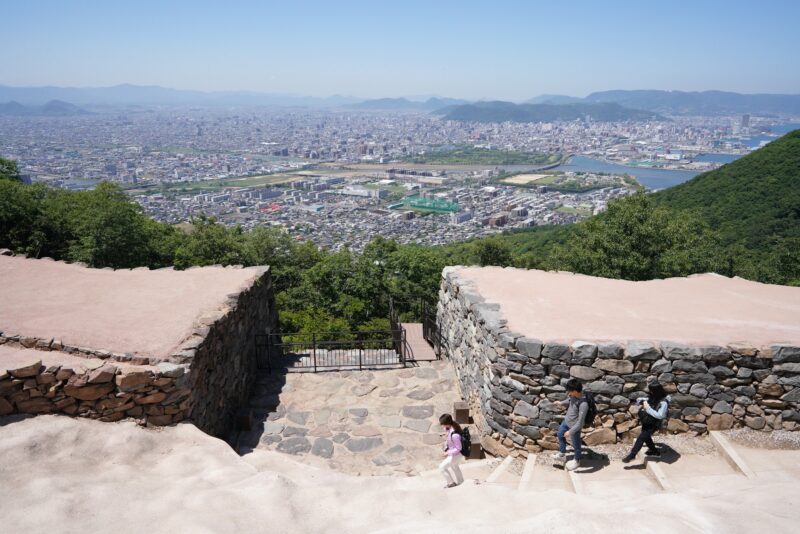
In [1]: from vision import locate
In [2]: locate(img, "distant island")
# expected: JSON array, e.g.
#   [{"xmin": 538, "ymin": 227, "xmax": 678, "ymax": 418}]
[{"xmin": 435, "ymin": 101, "xmax": 665, "ymax": 123}]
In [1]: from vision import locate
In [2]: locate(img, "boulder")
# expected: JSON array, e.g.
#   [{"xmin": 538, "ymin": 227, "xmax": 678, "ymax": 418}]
[
  {"xmin": 516, "ymin": 338, "xmax": 542, "ymax": 359},
  {"xmin": 480, "ymin": 435, "xmax": 509, "ymax": 457},
  {"xmin": 116, "ymin": 370, "xmax": 152, "ymax": 392},
  {"xmin": 625, "ymin": 341, "xmax": 661, "ymax": 361},
  {"xmin": 584, "ymin": 428, "xmax": 616, "ymax": 446},
  {"xmin": 706, "ymin": 413, "xmax": 735, "ymax": 431},
  {"xmin": 542, "ymin": 343, "xmax": 570, "ymax": 361},
  {"xmin": 666, "ymin": 418, "xmax": 690, "ymax": 432},
  {"xmin": 88, "ymin": 364, "xmax": 117, "ymax": 384},
  {"xmin": 570, "ymin": 341, "xmax": 597, "ymax": 360},
  {"xmin": 745, "ymin": 416, "xmax": 766, "ymax": 430},
  {"xmin": 597, "ymin": 343, "xmax": 624, "ymax": 359},
  {"xmin": 64, "ymin": 383, "xmax": 114, "ymax": 401},
  {"xmin": 512, "ymin": 400, "xmax": 539, "ymax": 420},
  {"xmin": 772, "ymin": 345, "xmax": 800, "ymax": 364},
  {"xmin": 569, "ymin": 365, "xmax": 604, "ymax": 381},
  {"xmin": 9, "ymin": 359, "xmax": 42, "ymax": 378},
  {"xmin": 592, "ymin": 359, "xmax": 634, "ymax": 374}
]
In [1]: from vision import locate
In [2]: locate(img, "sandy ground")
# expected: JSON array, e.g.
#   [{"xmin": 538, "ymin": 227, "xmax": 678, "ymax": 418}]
[
  {"xmin": 455, "ymin": 267, "xmax": 800, "ymax": 347},
  {"xmin": 1, "ymin": 415, "xmax": 798, "ymax": 534},
  {"xmin": 0, "ymin": 256, "xmax": 264, "ymax": 358}
]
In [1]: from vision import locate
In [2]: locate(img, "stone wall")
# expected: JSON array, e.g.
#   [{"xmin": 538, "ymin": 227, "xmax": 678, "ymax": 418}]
[
  {"xmin": 0, "ymin": 352, "xmax": 191, "ymax": 425},
  {"xmin": 437, "ymin": 267, "xmax": 800, "ymax": 457},
  {"xmin": 0, "ymin": 253, "xmax": 277, "ymax": 439}
]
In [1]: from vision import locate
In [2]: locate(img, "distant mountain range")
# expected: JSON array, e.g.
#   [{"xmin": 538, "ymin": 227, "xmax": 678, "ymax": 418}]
[
  {"xmin": 348, "ymin": 97, "xmax": 468, "ymax": 111},
  {"xmin": 0, "ymin": 99, "xmax": 90, "ymax": 116},
  {"xmin": 1, "ymin": 84, "xmax": 798, "ymax": 116},
  {"xmin": 529, "ymin": 90, "xmax": 800, "ymax": 116},
  {"xmin": 0, "ymin": 84, "xmax": 361, "ymax": 108},
  {"xmin": 435, "ymin": 101, "xmax": 665, "ymax": 123}
]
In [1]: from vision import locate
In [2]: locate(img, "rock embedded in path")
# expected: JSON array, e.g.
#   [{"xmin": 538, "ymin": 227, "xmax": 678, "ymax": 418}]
[
  {"xmin": 332, "ymin": 432, "xmax": 350, "ymax": 444},
  {"xmin": 352, "ymin": 425, "xmax": 382, "ymax": 437},
  {"xmin": 407, "ymin": 389, "xmax": 435, "ymax": 401},
  {"xmin": 283, "ymin": 426, "xmax": 309, "ymax": 437},
  {"xmin": 348, "ymin": 408, "xmax": 369, "ymax": 418},
  {"xmin": 277, "ymin": 437, "xmax": 312, "ymax": 455},
  {"xmin": 379, "ymin": 416, "xmax": 402, "ymax": 429},
  {"xmin": 287, "ymin": 411, "xmax": 310, "ymax": 425},
  {"xmin": 401, "ymin": 405, "xmax": 434, "ymax": 419},
  {"xmin": 344, "ymin": 437, "xmax": 383, "ymax": 453},
  {"xmin": 311, "ymin": 438, "xmax": 334, "ymax": 459},
  {"xmin": 403, "ymin": 419, "xmax": 431, "ymax": 433},
  {"xmin": 415, "ymin": 368, "xmax": 438, "ymax": 380},
  {"xmin": 351, "ymin": 384, "xmax": 377, "ymax": 397}
]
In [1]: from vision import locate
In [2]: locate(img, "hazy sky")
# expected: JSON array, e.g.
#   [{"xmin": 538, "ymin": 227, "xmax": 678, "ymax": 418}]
[{"xmin": 2, "ymin": 0, "xmax": 799, "ymax": 100}]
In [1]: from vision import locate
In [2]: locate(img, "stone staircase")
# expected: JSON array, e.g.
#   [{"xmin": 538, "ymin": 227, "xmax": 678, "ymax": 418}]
[{"xmin": 418, "ymin": 431, "xmax": 796, "ymax": 495}]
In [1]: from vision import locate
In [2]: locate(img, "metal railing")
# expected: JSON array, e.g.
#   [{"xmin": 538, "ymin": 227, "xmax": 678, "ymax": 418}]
[
  {"xmin": 256, "ymin": 329, "xmax": 407, "ymax": 372},
  {"xmin": 421, "ymin": 301, "xmax": 444, "ymax": 359}
]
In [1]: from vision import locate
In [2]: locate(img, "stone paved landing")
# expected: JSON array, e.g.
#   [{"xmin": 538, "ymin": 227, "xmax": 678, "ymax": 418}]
[{"xmin": 237, "ymin": 360, "xmax": 463, "ymax": 476}]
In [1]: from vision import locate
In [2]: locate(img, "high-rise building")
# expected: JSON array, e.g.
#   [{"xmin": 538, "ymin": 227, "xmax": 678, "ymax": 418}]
[{"xmin": 741, "ymin": 114, "xmax": 751, "ymax": 129}]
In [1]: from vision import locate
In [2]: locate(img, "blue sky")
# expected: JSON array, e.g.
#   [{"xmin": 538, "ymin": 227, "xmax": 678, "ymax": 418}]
[{"xmin": 2, "ymin": 0, "xmax": 799, "ymax": 99}]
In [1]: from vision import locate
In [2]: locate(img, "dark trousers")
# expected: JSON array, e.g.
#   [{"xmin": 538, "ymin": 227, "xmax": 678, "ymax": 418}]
[{"xmin": 629, "ymin": 427, "xmax": 657, "ymax": 456}]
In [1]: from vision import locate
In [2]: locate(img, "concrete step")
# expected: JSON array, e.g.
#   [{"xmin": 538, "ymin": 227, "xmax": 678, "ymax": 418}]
[
  {"xmin": 485, "ymin": 455, "xmax": 520, "ymax": 486},
  {"xmin": 418, "ymin": 457, "xmax": 498, "ymax": 480}
]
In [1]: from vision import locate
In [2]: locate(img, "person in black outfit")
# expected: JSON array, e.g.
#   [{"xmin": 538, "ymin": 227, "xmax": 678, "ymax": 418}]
[{"xmin": 622, "ymin": 382, "xmax": 670, "ymax": 463}]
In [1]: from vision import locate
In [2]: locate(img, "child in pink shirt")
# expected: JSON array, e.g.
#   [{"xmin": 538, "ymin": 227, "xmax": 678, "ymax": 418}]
[{"xmin": 438, "ymin": 413, "xmax": 464, "ymax": 488}]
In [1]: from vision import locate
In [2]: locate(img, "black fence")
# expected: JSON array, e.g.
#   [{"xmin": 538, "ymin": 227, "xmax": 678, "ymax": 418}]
[{"xmin": 256, "ymin": 330, "xmax": 408, "ymax": 373}]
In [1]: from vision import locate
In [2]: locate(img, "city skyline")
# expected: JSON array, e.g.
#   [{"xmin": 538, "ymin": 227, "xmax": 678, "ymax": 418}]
[{"xmin": 2, "ymin": 0, "xmax": 799, "ymax": 100}]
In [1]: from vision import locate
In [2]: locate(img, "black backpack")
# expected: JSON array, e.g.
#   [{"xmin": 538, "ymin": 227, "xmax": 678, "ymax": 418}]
[
  {"xmin": 459, "ymin": 427, "xmax": 472, "ymax": 458},
  {"xmin": 582, "ymin": 392, "xmax": 598, "ymax": 428}
]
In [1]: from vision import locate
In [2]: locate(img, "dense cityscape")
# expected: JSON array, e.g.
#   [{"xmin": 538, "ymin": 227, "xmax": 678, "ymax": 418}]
[{"xmin": 0, "ymin": 108, "xmax": 791, "ymax": 250}]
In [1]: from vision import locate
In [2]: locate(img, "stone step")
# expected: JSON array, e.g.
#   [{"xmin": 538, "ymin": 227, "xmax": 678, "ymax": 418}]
[{"xmin": 485, "ymin": 455, "xmax": 516, "ymax": 484}]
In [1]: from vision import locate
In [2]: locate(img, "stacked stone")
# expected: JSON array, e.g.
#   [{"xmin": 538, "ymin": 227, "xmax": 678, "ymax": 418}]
[
  {"xmin": 0, "ymin": 256, "xmax": 278, "ymax": 439},
  {"xmin": 437, "ymin": 267, "xmax": 800, "ymax": 458},
  {"xmin": 0, "ymin": 357, "xmax": 190, "ymax": 425},
  {"xmin": 188, "ymin": 266, "xmax": 278, "ymax": 438}
]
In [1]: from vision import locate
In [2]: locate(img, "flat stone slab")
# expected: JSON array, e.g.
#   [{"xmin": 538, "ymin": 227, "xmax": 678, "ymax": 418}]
[
  {"xmin": 276, "ymin": 437, "xmax": 311, "ymax": 455},
  {"xmin": 282, "ymin": 426, "xmax": 309, "ymax": 437},
  {"xmin": 407, "ymin": 388, "xmax": 435, "ymax": 401},
  {"xmin": 401, "ymin": 405, "xmax": 434, "ymax": 419},
  {"xmin": 403, "ymin": 419, "xmax": 432, "ymax": 433},
  {"xmin": 344, "ymin": 437, "xmax": 383, "ymax": 453},
  {"xmin": 352, "ymin": 425, "xmax": 382, "ymax": 437},
  {"xmin": 287, "ymin": 411, "xmax": 310, "ymax": 425},
  {"xmin": 351, "ymin": 384, "xmax": 377, "ymax": 397},
  {"xmin": 311, "ymin": 438, "xmax": 334, "ymax": 459},
  {"xmin": 348, "ymin": 408, "xmax": 369, "ymax": 418}
]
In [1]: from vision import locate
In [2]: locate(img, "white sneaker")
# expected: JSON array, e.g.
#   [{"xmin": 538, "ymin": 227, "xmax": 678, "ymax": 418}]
[{"xmin": 565, "ymin": 459, "xmax": 580, "ymax": 471}]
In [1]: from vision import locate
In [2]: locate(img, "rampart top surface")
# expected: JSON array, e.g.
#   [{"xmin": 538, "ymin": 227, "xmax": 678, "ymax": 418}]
[
  {"xmin": 0, "ymin": 256, "xmax": 266, "ymax": 358},
  {"xmin": 451, "ymin": 267, "xmax": 800, "ymax": 348}
]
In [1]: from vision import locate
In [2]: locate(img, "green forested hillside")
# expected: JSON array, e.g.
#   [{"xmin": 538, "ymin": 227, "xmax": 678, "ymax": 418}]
[{"xmin": 653, "ymin": 129, "xmax": 800, "ymax": 250}]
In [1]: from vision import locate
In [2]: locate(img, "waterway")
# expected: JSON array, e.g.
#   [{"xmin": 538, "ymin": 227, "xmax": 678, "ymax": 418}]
[{"xmin": 555, "ymin": 156, "xmax": 699, "ymax": 190}]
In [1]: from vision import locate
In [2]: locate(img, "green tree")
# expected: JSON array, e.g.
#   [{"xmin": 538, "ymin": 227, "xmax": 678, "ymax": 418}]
[
  {"xmin": 548, "ymin": 193, "xmax": 722, "ymax": 280},
  {"xmin": 173, "ymin": 216, "xmax": 248, "ymax": 269},
  {"xmin": 0, "ymin": 157, "xmax": 21, "ymax": 182},
  {"xmin": 474, "ymin": 236, "xmax": 514, "ymax": 267}
]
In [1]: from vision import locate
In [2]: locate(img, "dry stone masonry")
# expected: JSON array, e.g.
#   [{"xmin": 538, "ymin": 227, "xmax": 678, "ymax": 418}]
[
  {"xmin": 0, "ymin": 253, "xmax": 277, "ymax": 438},
  {"xmin": 437, "ymin": 266, "xmax": 800, "ymax": 457}
]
